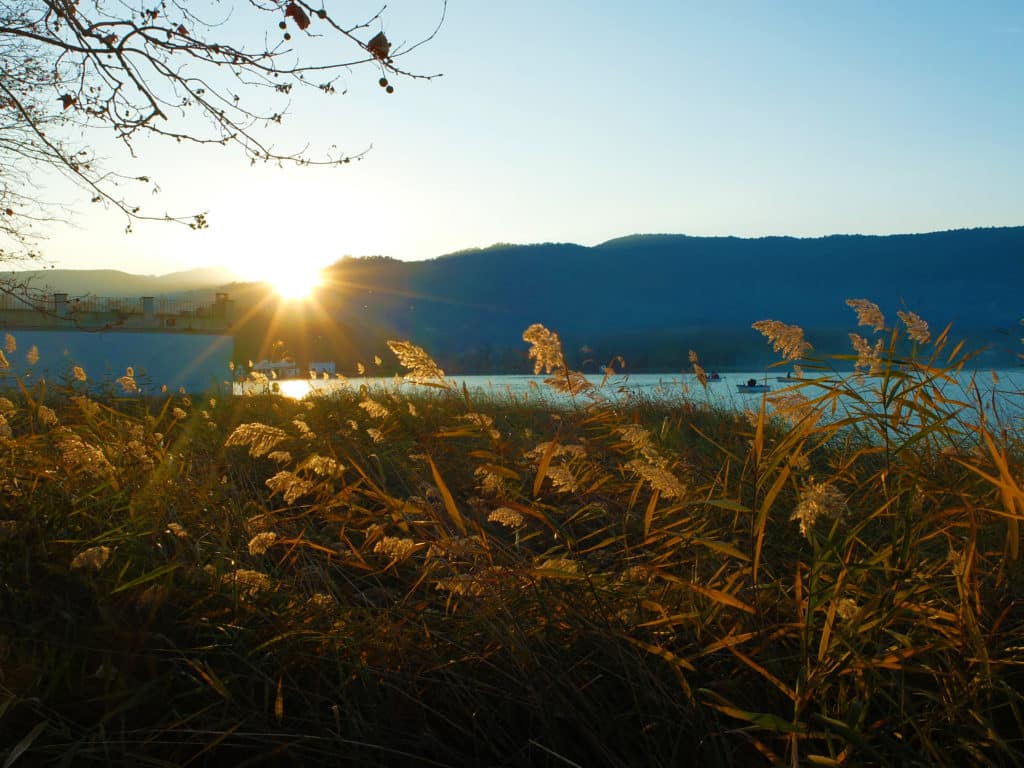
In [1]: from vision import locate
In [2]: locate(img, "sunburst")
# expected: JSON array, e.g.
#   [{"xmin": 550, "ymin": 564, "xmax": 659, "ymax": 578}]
[{"xmin": 273, "ymin": 264, "xmax": 322, "ymax": 300}]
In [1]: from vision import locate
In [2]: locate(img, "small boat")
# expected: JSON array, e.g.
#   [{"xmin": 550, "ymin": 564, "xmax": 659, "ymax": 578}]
[
  {"xmin": 736, "ymin": 378, "xmax": 771, "ymax": 394},
  {"xmin": 707, "ymin": 372, "xmax": 722, "ymax": 382}
]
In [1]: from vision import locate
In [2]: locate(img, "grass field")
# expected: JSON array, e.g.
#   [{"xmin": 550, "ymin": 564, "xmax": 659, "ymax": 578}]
[{"xmin": 2, "ymin": 303, "xmax": 1023, "ymax": 766}]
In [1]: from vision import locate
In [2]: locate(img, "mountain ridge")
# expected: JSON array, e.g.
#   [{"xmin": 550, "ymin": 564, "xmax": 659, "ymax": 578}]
[
  {"xmin": 300, "ymin": 226, "xmax": 1023, "ymax": 372},
  {"xmin": 1, "ymin": 266, "xmax": 241, "ymax": 298},
  {"xmin": 4, "ymin": 226, "xmax": 1021, "ymax": 372}
]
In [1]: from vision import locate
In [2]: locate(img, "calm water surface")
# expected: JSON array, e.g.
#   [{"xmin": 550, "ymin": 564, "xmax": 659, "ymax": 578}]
[{"xmin": 234, "ymin": 368, "xmax": 1024, "ymax": 423}]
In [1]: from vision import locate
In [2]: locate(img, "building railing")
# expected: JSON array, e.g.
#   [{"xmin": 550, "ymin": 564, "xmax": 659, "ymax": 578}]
[{"xmin": 0, "ymin": 291, "xmax": 233, "ymax": 328}]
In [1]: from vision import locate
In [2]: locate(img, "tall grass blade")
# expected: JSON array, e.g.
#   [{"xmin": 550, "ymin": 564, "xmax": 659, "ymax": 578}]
[
  {"xmin": 3, "ymin": 721, "xmax": 48, "ymax": 768},
  {"xmin": 428, "ymin": 454, "xmax": 467, "ymax": 536}
]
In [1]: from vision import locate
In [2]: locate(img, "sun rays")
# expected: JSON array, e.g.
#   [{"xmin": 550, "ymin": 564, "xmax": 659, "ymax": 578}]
[{"xmin": 272, "ymin": 264, "xmax": 323, "ymax": 301}]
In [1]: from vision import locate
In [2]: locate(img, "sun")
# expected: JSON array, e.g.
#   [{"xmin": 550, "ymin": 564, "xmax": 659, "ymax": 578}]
[{"xmin": 272, "ymin": 264, "xmax": 322, "ymax": 300}]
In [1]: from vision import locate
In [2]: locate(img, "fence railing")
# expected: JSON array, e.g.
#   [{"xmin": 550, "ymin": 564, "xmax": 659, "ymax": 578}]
[{"xmin": 0, "ymin": 293, "xmax": 208, "ymax": 317}]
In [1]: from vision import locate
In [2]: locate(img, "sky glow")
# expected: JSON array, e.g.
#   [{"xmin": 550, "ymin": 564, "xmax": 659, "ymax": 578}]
[{"xmin": 30, "ymin": 1, "xmax": 1024, "ymax": 277}]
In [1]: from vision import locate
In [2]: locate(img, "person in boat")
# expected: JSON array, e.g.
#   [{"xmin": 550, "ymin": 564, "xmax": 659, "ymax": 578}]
[{"xmin": 747, "ymin": 378, "xmax": 757, "ymax": 387}]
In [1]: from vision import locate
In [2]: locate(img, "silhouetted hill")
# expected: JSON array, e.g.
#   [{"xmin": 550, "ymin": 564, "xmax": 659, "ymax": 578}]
[
  {"xmin": 281, "ymin": 227, "xmax": 1022, "ymax": 373},
  {"xmin": 2, "ymin": 266, "xmax": 239, "ymax": 299},
  {"xmin": 26, "ymin": 230, "xmax": 1019, "ymax": 374}
]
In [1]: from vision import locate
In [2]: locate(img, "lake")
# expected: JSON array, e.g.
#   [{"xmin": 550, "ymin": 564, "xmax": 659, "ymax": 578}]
[
  {"xmin": 233, "ymin": 368, "xmax": 1024, "ymax": 424},
  {"xmin": 0, "ymin": 329, "xmax": 233, "ymax": 394}
]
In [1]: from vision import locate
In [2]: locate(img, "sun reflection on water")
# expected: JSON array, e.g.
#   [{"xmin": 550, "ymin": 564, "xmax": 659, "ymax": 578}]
[{"xmin": 275, "ymin": 379, "xmax": 313, "ymax": 399}]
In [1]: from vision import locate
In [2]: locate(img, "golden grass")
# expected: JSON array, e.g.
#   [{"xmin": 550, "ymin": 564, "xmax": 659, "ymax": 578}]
[{"xmin": 0, "ymin": 304, "xmax": 1022, "ymax": 766}]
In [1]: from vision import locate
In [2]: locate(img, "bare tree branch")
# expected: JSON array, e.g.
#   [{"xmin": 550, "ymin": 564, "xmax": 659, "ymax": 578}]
[{"xmin": 0, "ymin": 0, "xmax": 445, "ymax": 263}]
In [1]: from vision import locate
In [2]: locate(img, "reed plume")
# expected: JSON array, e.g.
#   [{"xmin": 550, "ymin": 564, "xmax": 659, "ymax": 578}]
[
  {"xmin": 225, "ymin": 422, "xmax": 289, "ymax": 457},
  {"xmin": 751, "ymin": 319, "xmax": 812, "ymax": 360},
  {"xmin": 791, "ymin": 479, "xmax": 847, "ymax": 538},
  {"xmin": 264, "ymin": 470, "xmax": 314, "ymax": 504},
  {"xmin": 359, "ymin": 398, "xmax": 389, "ymax": 419},
  {"xmin": 487, "ymin": 507, "xmax": 525, "ymax": 528},
  {"xmin": 222, "ymin": 568, "xmax": 272, "ymax": 595},
  {"xmin": 247, "ymin": 532, "xmax": 277, "ymax": 555},
  {"xmin": 689, "ymin": 349, "xmax": 708, "ymax": 387},
  {"xmin": 849, "ymin": 333, "xmax": 884, "ymax": 373},
  {"xmin": 898, "ymin": 309, "xmax": 931, "ymax": 344},
  {"xmin": 70, "ymin": 545, "xmax": 111, "ymax": 571},
  {"xmin": 846, "ymin": 298, "xmax": 886, "ymax": 331},
  {"xmin": 522, "ymin": 323, "xmax": 565, "ymax": 374}
]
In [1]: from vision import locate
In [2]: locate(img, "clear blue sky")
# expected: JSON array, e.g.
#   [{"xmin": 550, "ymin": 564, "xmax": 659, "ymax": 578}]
[{"xmin": 36, "ymin": 0, "xmax": 1024, "ymax": 280}]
